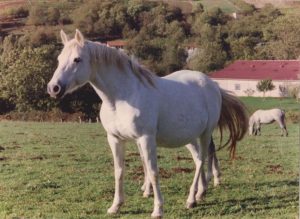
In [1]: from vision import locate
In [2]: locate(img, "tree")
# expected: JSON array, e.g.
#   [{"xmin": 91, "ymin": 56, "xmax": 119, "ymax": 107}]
[
  {"xmin": 0, "ymin": 45, "xmax": 58, "ymax": 111},
  {"xmin": 256, "ymin": 79, "xmax": 275, "ymax": 98},
  {"xmin": 127, "ymin": 3, "xmax": 187, "ymax": 75}
]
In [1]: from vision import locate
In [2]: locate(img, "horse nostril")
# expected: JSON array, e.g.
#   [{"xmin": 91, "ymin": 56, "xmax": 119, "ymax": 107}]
[{"xmin": 53, "ymin": 85, "xmax": 61, "ymax": 94}]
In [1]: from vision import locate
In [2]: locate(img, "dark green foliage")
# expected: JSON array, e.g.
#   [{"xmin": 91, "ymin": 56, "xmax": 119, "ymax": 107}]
[
  {"xmin": 72, "ymin": 1, "xmax": 129, "ymax": 38},
  {"xmin": 25, "ymin": 27, "xmax": 57, "ymax": 48},
  {"xmin": 27, "ymin": 5, "xmax": 61, "ymax": 26},
  {"xmin": 6, "ymin": 6, "xmax": 29, "ymax": 18},
  {"xmin": 47, "ymin": 7, "xmax": 61, "ymax": 25},
  {"xmin": 127, "ymin": 3, "xmax": 187, "ymax": 75},
  {"xmin": 0, "ymin": 45, "xmax": 59, "ymax": 111}
]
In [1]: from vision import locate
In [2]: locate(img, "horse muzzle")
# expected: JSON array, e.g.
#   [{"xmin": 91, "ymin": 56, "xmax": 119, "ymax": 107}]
[{"xmin": 47, "ymin": 82, "xmax": 66, "ymax": 99}]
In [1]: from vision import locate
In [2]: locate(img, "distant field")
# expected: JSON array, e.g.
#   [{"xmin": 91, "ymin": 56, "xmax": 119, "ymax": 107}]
[
  {"xmin": 0, "ymin": 97, "xmax": 298, "ymax": 218},
  {"xmin": 240, "ymin": 97, "xmax": 299, "ymax": 113},
  {"xmin": 198, "ymin": 0, "xmax": 241, "ymax": 13}
]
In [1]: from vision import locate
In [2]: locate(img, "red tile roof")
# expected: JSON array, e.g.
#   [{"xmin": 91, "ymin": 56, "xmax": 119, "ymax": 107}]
[
  {"xmin": 106, "ymin": 40, "xmax": 127, "ymax": 47},
  {"xmin": 210, "ymin": 60, "xmax": 300, "ymax": 80}
]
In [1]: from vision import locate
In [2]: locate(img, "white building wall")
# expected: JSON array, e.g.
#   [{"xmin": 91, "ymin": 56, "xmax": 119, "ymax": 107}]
[{"xmin": 212, "ymin": 79, "xmax": 300, "ymax": 97}]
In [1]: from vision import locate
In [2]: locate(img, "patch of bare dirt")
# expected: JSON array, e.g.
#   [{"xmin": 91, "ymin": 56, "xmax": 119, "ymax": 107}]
[
  {"xmin": 159, "ymin": 168, "xmax": 172, "ymax": 179},
  {"xmin": 172, "ymin": 167, "xmax": 194, "ymax": 174},
  {"xmin": 128, "ymin": 152, "xmax": 140, "ymax": 157},
  {"xmin": 0, "ymin": 156, "xmax": 8, "ymax": 161},
  {"xmin": 176, "ymin": 156, "xmax": 192, "ymax": 161},
  {"xmin": 265, "ymin": 164, "xmax": 284, "ymax": 174}
]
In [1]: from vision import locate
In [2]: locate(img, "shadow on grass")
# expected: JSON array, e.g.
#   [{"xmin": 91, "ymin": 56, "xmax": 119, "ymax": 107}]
[
  {"xmin": 201, "ymin": 192, "xmax": 298, "ymax": 214},
  {"xmin": 221, "ymin": 179, "xmax": 298, "ymax": 189},
  {"xmin": 199, "ymin": 179, "xmax": 299, "ymax": 215}
]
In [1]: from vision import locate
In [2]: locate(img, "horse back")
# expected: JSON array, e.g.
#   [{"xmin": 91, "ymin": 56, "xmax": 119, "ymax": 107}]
[{"xmin": 155, "ymin": 70, "xmax": 221, "ymax": 147}]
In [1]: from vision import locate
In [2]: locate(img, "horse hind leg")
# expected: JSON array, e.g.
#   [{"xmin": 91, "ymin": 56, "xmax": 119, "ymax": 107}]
[
  {"xmin": 281, "ymin": 115, "xmax": 288, "ymax": 137},
  {"xmin": 195, "ymin": 133, "xmax": 211, "ymax": 202},
  {"xmin": 207, "ymin": 138, "xmax": 221, "ymax": 187},
  {"xmin": 277, "ymin": 116, "xmax": 288, "ymax": 137},
  {"xmin": 185, "ymin": 140, "xmax": 203, "ymax": 208}
]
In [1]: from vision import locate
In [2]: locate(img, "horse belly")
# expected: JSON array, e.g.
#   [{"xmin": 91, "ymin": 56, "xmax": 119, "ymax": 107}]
[
  {"xmin": 156, "ymin": 108, "xmax": 207, "ymax": 148},
  {"xmin": 259, "ymin": 114, "xmax": 275, "ymax": 124}
]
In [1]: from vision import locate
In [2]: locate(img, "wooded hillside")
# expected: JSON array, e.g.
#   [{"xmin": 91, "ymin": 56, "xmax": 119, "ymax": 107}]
[{"xmin": 0, "ymin": 0, "xmax": 299, "ymax": 119}]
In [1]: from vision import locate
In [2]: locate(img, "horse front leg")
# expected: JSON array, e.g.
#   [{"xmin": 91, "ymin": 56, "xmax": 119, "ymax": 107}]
[
  {"xmin": 138, "ymin": 135, "xmax": 163, "ymax": 218},
  {"xmin": 257, "ymin": 123, "xmax": 261, "ymax": 136},
  {"xmin": 137, "ymin": 143, "xmax": 152, "ymax": 197},
  {"xmin": 107, "ymin": 134, "xmax": 125, "ymax": 215}
]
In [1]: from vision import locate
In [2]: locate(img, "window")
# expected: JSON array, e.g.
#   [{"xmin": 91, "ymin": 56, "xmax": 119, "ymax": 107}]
[{"xmin": 234, "ymin": 84, "xmax": 241, "ymax": 90}]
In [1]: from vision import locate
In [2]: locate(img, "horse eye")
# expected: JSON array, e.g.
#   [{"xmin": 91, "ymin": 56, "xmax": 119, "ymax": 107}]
[{"xmin": 74, "ymin": 57, "xmax": 81, "ymax": 63}]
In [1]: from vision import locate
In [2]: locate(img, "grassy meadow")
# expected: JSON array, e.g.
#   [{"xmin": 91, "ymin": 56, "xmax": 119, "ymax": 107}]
[{"xmin": 0, "ymin": 97, "xmax": 299, "ymax": 219}]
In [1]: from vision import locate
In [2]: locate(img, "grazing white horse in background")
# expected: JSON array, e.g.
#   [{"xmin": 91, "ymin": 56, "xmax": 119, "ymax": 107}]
[
  {"xmin": 48, "ymin": 30, "xmax": 248, "ymax": 218},
  {"xmin": 249, "ymin": 108, "xmax": 288, "ymax": 137}
]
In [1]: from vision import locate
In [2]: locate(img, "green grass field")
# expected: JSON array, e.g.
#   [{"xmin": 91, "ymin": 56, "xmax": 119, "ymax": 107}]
[{"xmin": 0, "ymin": 98, "xmax": 299, "ymax": 218}]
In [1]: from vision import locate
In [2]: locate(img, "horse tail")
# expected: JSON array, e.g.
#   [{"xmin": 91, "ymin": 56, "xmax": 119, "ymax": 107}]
[
  {"xmin": 280, "ymin": 109, "xmax": 287, "ymax": 127},
  {"xmin": 218, "ymin": 90, "xmax": 248, "ymax": 159}
]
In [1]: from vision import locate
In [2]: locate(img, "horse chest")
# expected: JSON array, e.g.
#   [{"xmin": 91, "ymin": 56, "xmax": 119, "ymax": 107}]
[{"xmin": 100, "ymin": 104, "xmax": 145, "ymax": 139}]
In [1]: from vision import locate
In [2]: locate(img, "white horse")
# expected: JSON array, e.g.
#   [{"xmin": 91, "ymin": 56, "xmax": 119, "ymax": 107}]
[
  {"xmin": 47, "ymin": 30, "xmax": 248, "ymax": 218},
  {"xmin": 249, "ymin": 108, "xmax": 288, "ymax": 136}
]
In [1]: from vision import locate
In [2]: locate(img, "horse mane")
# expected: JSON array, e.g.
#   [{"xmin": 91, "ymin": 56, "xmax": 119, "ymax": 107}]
[{"xmin": 87, "ymin": 41, "xmax": 155, "ymax": 87}]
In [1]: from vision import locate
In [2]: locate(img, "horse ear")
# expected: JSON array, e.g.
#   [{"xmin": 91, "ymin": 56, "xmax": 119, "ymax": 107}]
[
  {"xmin": 60, "ymin": 30, "xmax": 69, "ymax": 45},
  {"xmin": 75, "ymin": 29, "xmax": 84, "ymax": 47}
]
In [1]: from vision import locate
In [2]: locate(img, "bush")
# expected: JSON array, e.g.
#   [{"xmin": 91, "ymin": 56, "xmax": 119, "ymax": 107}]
[
  {"xmin": 0, "ymin": 45, "xmax": 59, "ymax": 111},
  {"xmin": 47, "ymin": 7, "xmax": 60, "ymax": 25},
  {"xmin": 28, "ymin": 27, "xmax": 57, "ymax": 47},
  {"xmin": 286, "ymin": 111, "xmax": 300, "ymax": 124},
  {"xmin": 0, "ymin": 109, "xmax": 86, "ymax": 122},
  {"xmin": 27, "ymin": 5, "xmax": 47, "ymax": 26},
  {"xmin": 8, "ymin": 6, "xmax": 29, "ymax": 18},
  {"xmin": 59, "ymin": 15, "xmax": 72, "ymax": 25},
  {"xmin": 27, "ymin": 5, "xmax": 61, "ymax": 26}
]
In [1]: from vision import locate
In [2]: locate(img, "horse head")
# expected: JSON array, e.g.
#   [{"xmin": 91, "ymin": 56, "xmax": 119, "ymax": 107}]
[{"xmin": 47, "ymin": 29, "xmax": 91, "ymax": 98}]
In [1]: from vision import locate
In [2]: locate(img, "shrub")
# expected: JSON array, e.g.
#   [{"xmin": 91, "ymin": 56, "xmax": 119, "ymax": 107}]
[
  {"xmin": 28, "ymin": 27, "xmax": 57, "ymax": 47},
  {"xmin": 27, "ymin": 5, "xmax": 61, "ymax": 26},
  {"xmin": 47, "ymin": 7, "xmax": 60, "ymax": 25},
  {"xmin": 1, "ymin": 110, "xmax": 86, "ymax": 122},
  {"xmin": 0, "ymin": 45, "xmax": 59, "ymax": 111},
  {"xmin": 286, "ymin": 111, "xmax": 300, "ymax": 124},
  {"xmin": 27, "ymin": 5, "xmax": 47, "ymax": 25},
  {"xmin": 7, "ymin": 6, "xmax": 29, "ymax": 18}
]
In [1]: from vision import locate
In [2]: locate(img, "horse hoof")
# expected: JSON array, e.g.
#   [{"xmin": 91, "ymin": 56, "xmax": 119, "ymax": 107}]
[
  {"xmin": 143, "ymin": 192, "xmax": 152, "ymax": 198},
  {"xmin": 151, "ymin": 209, "xmax": 163, "ymax": 218},
  {"xmin": 107, "ymin": 203, "xmax": 123, "ymax": 215},
  {"xmin": 141, "ymin": 183, "xmax": 146, "ymax": 191},
  {"xmin": 196, "ymin": 192, "xmax": 206, "ymax": 202},
  {"xmin": 151, "ymin": 215, "xmax": 162, "ymax": 219},
  {"xmin": 186, "ymin": 201, "xmax": 196, "ymax": 209},
  {"xmin": 214, "ymin": 180, "xmax": 220, "ymax": 187},
  {"xmin": 107, "ymin": 207, "xmax": 118, "ymax": 215}
]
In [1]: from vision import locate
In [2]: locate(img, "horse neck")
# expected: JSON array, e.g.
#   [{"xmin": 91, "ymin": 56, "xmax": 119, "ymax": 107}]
[{"xmin": 88, "ymin": 42, "xmax": 145, "ymax": 108}]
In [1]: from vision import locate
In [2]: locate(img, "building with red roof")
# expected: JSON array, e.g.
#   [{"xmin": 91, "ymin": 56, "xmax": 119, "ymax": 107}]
[
  {"xmin": 210, "ymin": 60, "xmax": 300, "ymax": 97},
  {"xmin": 106, "ymin": 40, "xmax": 127, "ymax": 49}
]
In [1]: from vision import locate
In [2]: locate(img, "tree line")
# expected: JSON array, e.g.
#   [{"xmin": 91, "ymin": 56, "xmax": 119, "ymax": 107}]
[{"xmin": 0, "ymin": 0, "xmax": 299, "ymax": 119}]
